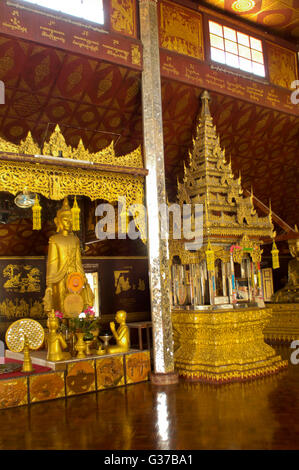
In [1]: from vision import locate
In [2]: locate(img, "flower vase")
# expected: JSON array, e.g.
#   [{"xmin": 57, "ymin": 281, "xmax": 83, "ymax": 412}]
[{"xmin": 75, "ymin": 332, "xmax": 86, "ymax": 359}]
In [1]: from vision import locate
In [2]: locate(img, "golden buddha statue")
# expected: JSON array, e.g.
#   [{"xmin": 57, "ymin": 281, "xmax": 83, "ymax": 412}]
[
  {"xmin": 107, "ymin": 310, "xmax": 130, "ymax": 354},
  {"xmin": 46, "ymin": 310, "xmax": 69, "ymax": 362},
  {"xmin": 272, "ymin": 236, "xmax": 299, "ymax": 303},
  {"xmin": 44, "ymin": 198, "xmax": 94, "ymax": 315}
]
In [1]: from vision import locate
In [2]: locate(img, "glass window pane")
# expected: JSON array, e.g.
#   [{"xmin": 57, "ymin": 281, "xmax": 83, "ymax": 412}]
[
  {"xmin": 209, "ymin": 21, "xmax": 223, "ymax": 37},
  {"xmin": 210, "ymin": 34, "xmax": 224, "ymax": 50},
  {"xmin": 223, "ymin": 26, "xmax": 236, "ymax": 42},
  {"xmin": 250, "ymin": 37, "xmax": 262, "ymax": 51},
  {"xmin": 237, "ymin": 31, "xmax": 250, "ymax": 47},
  {"xmin": 225, "ymin": 52, "xmax": 239, "ymax": 69},
  {"xmin": 225, "ymin": 39, "xmax": 238, "ymax": 55},
  {"xmin": 209, "ymin": 21, "xmax": 264, "ymax": 78},
  {"xmin": 252, "ymin": 62, "xmax": 265, "ymax": 77},
  {"xmin": 238, "ymin": 44, "xmax": 251, "ymax": 59},
  {"xmin": 240, "ymin": 57, "xmax": 252, "ymax": 73},
  {"xmin": 251, "ymin": 49, "xmax": 264, "ymax": 64},
  {"xmin": 22, "ymin": 0, "xmax": 104, "ymax": 24},
  {"xmin": 211, "ymin": 47, "xmax": 226, "ymax": 64}
]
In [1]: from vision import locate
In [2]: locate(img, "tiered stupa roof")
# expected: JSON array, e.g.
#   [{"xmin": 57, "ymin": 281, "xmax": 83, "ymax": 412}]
[{"xmin": 176, "ymin": 90, "xmax": 274, "ymax": 245}]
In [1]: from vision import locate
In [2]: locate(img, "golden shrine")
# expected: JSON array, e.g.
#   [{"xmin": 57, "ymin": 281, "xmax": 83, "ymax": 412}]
[
  {"xmin": 0, "ymin": 124, "xmax": 151, "ymax": 405},
  {"xmin": 169, "ymin": 90, "xmax": 287, "ymax": 383}
]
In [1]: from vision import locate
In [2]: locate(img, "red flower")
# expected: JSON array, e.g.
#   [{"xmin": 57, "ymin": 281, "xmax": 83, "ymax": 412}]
[
  {"xmin": 55, "ymin": 311, "xmax": 63, "ymax": 319},
  {"xmin": 84, "ymin": 306, "xmax": 95, "ymax": 317}
]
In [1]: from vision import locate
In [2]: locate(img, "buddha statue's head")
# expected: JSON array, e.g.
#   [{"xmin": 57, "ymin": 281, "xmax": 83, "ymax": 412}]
[
  {"xmin": 115, "ymin": 310, "xmax": 127, "ymax": 324},
  {"xmin": 288, "ymin": 226, "xmax": 299, "ymax": 260},
  {"xmin": 54, "ymin": 198, "xmax": 72, "ymax": 233},
  {"xmin": 289, "ymin": 238, "xmax": 299, "ymax": 260}
]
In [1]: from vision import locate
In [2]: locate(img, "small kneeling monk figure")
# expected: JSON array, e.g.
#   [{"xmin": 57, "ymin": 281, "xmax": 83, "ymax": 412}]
[{"xmin": 107, "ymin": 310, "xmax": 130, "ymax": 354}]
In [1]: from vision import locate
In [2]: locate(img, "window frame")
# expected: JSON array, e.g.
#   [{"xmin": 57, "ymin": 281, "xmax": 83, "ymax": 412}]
[
  {"xmin": 9, "ymin": 0, "xmax": 109, "ymax": 32},
  {"xmin": 204, "ymin": 14, "xmax": 269, "ymax": 83}
]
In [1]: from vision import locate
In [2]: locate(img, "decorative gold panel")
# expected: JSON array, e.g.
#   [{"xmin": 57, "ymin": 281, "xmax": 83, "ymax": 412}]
[
  {"xmin": 111, "ymin": 0, "xmax": 137, "ymax": 38},
  {"xmin": 0, "ymin": 377, "xmax": 28, "ymax": 409},
  {"xmin": 29, "ymin": 371, "xmax": 65, "ymax": 403},
  {"xmin": 267, "ymin": 42, "xmax": 298, "ymax": 90},
  {"xmin": 66, "ymin": 360, "xmax": 96, "ymax": 396},
  {"xmin": 96, "ymin": 355, "xmax": 125, "ymax": 390},
  {"xmin": 125, "ymin": 350, "xmax": 151, "ymax": 384},
  {"xmin": 159, "ymin": 0, "xmax": 204, "ymax": 60}
]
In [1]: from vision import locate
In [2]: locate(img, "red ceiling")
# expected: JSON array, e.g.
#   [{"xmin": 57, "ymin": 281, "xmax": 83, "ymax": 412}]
[
  {"xmin": 199, "ymin": 0, "xmax": 299, "ymax": 42},
  {"xmin": 0, "ymin": 34, "xmax": 298, "ymax": 239}
]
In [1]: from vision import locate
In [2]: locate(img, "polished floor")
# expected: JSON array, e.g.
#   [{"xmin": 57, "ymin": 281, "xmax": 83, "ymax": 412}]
[{"xmin": 0, "ymin": 346, "xmax": 299, "ymax": 450}]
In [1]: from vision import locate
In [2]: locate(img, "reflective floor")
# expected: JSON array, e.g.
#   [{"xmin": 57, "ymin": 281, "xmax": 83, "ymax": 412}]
[{"xmin": 0, "ymin": 346, "xmax": 299, "ymax": 450}]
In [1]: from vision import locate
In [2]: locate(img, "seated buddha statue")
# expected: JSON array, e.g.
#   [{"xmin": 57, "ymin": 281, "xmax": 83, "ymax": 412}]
[
  {"xmin": 107, "ymin": 310, "xmax": 130, "ymax": 354},
  {"xmin": 272, "ymin": 236, "xmax": 299, "ymax": 303},
  {"xmin": 44, "ymin": 198, "xmax": 94, "ymax": 315}
]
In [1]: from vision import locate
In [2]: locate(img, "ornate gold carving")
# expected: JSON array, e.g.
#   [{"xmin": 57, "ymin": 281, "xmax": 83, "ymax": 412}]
[
  {"xmin": 264, "ymin": 303, "xmax": 299, "ymax": 342},
  {"xmin": 172, "ymin": 307, "xmax": 287, "ymax": 383},
  {"xmin": 0, "ymin": 125, "xmax": 143, "ymax": 168},
  {"xmin": 159, "ymin": 0, "xmax": 204, "ymax": 60},
  {"xmin": 0, "ymin": 159, "xmax": 144, "ymax": 206},
  {"xmin": 231, "ymin": 234, "xmax": 263, "ymax": 264}
]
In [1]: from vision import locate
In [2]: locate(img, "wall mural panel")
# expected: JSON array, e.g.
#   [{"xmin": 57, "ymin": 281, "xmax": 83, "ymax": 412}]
[
  {"xmin": 267, "ymin": 42, "xmax": 298, "ymax": 90},
  {"xmin": 159, "ymin": 0, "xmax": 204, "ymax": 61},
  {"xmin": 96, "ymin": 258, "xmax": 150, "ymax": 317},
  {"xmin": 0, "ymin": 258, "xmax": 46, "ymax": 320},
  {"xmin": 110, "ymin": 0, "xmax": 137, "ymax": 38}
]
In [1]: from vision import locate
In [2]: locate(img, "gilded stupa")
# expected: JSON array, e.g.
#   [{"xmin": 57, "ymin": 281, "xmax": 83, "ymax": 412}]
[
  {"xmin": 170, "ymin": 90, "xmax": 287, "ymax": 383},
  {"xmin": 172, "ymin": 89, "xmax": 274, "ymax": 259}
]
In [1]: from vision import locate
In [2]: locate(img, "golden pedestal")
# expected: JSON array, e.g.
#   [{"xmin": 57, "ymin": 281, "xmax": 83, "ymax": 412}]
[
  {"xmin": 172, "ymin": 307, "xmax": 287, "ymax": 383},
  {"xmin": 263, "ymin": 303, "xmax": 299, "ymax": 342}
]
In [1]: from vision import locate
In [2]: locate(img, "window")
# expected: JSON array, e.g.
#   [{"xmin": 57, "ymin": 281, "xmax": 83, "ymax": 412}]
[
  {"xmin": 21, "ymin": 0, "xmax": 104, "ymax": 25},
  {"xmin": 209, "ymin": 20, "xmax": 265, "ymax": 77}
]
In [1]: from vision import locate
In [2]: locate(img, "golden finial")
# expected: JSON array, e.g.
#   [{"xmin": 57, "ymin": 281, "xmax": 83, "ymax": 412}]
[
  {"xmin": 71, "ymin": 196, "xmax": 80, "ymax": 231},
  {"xmin": 200, "ymin": 90, "xmax": 211, "ymax": 118},
  {"xmin": 32, "ymin": 194, "xmax": 42, "ymax": 230}
]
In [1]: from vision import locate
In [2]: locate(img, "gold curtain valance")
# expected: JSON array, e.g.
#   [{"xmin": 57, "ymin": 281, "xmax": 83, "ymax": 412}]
[{"xmin": 0, "ymin": 159, "xmax": 144, "ymax": 206}]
